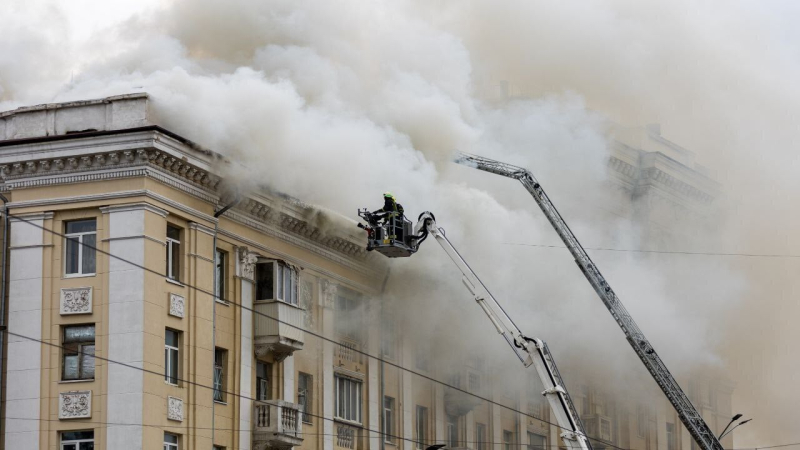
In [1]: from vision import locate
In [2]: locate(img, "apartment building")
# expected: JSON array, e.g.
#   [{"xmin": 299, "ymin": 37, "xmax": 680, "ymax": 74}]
[{"xmin": 0, "ymin": 94, "xmax": 732, "ymax": 450}]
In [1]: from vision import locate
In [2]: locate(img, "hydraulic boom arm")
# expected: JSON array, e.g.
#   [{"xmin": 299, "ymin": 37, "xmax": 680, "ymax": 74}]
[
  {"xmin": 414, "ymin": 213, "xmax": 592, "ymax": 450},
  {"xmin": 453, "ymin": 152, "xmax": 724, "ymax": 450}
]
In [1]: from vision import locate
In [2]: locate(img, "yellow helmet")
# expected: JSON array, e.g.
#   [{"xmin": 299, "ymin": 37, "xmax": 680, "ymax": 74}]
[{"xmin": 383, "ymin": 192, "xmax": 394, "ymax": 199}]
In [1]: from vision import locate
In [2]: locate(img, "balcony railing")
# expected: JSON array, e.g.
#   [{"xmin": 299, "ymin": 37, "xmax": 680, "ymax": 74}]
[
  {"xmin": 336, "ymin": 425, "xmax": 356, "ymax": 449},
  {"xmin": 254, "ymin": 300, "xmax": 305, "ymax": 360},
  {"xmin": 253, "ymin": 400, "xmax": 304, "ymax": 449}
]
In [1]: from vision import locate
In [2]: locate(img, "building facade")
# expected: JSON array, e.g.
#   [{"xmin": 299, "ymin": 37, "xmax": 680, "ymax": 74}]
[{"xmin": 0, "ymin": 94, "xmax": 732, "ymax": 450}]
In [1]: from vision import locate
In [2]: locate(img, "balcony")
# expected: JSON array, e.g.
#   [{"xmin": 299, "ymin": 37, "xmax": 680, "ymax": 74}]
[
  {"xmin": 444, "ymin": 369, "xmax": 483, "ymax": 416},
  {"xmin": 583, "ymin": 415, "xmax": 613, "ymax": 443},
  {"xmin": 253, "ymin": 400, "xmax": 304, "ymax": 450},
  {"xmin": 254, "ymin": 300, "xmax": 305, "ymax": 360}
]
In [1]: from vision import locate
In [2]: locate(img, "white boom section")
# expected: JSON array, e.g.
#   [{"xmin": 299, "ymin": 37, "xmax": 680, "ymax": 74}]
[
  {"xmin": 454, "ymin": 152, "xmax": 724, "ymax": 450},
  {"xmin": 414, "ymin": 213, "xmax": 592, "ymax": 450}
]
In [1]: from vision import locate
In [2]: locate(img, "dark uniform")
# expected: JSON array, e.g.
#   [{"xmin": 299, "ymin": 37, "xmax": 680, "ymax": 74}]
[{"xmin": 373, "ymin": 194, "xmax": 404, "ymax": 239}]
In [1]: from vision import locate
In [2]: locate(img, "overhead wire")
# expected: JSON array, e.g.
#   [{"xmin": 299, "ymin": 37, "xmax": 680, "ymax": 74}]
[
  {"xmin": 0, "ymin": 211, "xmax": 657, "ymax": 450},
  {"xmin": 502, "ymin": 242, "xmax": 800, "ymax": 259}
]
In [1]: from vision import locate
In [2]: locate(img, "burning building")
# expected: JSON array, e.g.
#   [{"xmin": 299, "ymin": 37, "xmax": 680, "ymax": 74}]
[{"xmin": 0, "ymin": 94, "xmax": 731, "ymax": 450}]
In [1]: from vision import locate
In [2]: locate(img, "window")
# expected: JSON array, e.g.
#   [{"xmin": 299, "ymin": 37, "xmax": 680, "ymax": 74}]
[
  {"xmin": 528, "ymin": 432, "xmax": 546, "ymax": 450},
  {"xmin": 335, "ymin": 375, "xmax": 362, "ymax": 423},
  {"xmin": 62, "ymin": 325, "xmax": 95, "ymax": 380},
  {"xmin": 164, "ymin": 432, "xmax": 179, "ymax": 450},
  {"xmin": 214, "ymin": 348, "xmax": 227, "ymax": 403},
  {"xmin": 215, "ymin": 249, "xmax": 227, "ymax": 303},
  {"xmin": 600, "ymin": 417, "xmax": 612, "ymax": 441},
  {"xmin": 166, "ymin": 225, "xmax": 181, "ymax": 281},
  {"xmin": 475, "ymin": 423, "xmax": 487, "ymax": 450},
  {"xmin": 380, "ymin": 319, "xmax": 396, "ymax": 360},
  {"xmin": 580, "ymin": 385, "xmax": 590, "ymax": 415},
  {"xmin": 415, "ymin": 405, "xmax": 428, "ymax": 449},
  {"xmin": 165, "ymin": 329, "xmax": 180, "ymax": 385},
  {"xmin": 334, "ymin": 291, "xmax": 362, "ymax": 340},
  {"xmin": 637, "ymin": 405, "xmax": 647, "ymax": 438},
  {"xmin": 503, "ymin": 430, "xmax": 514, "ymax": 450},
  {"xmin": 446, "ymin": 415, "xmax": 458, "ymax": 448},
  {"xmin": 666, "ymin": 423, "xmax": 676, "ymax": 450},
  {"xmin": 256, "ymin": 362, "xmax": 271, "ymax": 401},
  {"xmin": 299, "ymin": 372, "xmax": 313, "ymax": 424},
  {"xmin": 65, "ymin": 219, "xmax": 96, "ymax": 276},
  {"xmin": 213, "ymin": 447, "xmax": 225, "ymax": 450},
  {"xmin": 255, "ymin": 261, "xmax": 298, "ymax": 304},
  {"xmin": 61, "ymin": 430, "xmax": 94, "ymax": 450},
  {"xmin": 383, "ymin": 396, "xmax": 395, "ymax": 443},
  {"xmin": 468, "ymin": 371, "xmax": 481, "ymax": 391}
]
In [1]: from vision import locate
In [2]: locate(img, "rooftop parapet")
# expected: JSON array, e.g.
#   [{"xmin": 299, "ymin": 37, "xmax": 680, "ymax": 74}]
[{"xmin": 0, "ymin": 93, "xmax": 150, "ymax": 141}]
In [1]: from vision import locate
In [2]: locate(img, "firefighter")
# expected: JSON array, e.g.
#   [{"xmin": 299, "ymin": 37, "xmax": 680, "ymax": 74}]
[{"xmin": 373, "ymin": 192, "xmax": 405, "ymax": 239}]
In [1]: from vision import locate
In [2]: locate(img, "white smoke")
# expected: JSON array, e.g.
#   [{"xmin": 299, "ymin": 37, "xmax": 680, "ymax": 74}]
[{"xmin": 4, "ymin": 0, "xmax": 799, "ymax": 444}]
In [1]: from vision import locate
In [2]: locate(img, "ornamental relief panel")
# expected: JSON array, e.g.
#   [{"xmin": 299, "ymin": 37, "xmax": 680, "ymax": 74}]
[
  {"xmin": 60, "ymin": 287, "xmax": 92, "ymax": 315},
  {"xmin": 168, "ymin": 293, "xmax": 185, "ymax": 318},
  {"xmin": 59, "ymin": 390, "xmax": 92, "ymax": 419},
  {"xmin": 168, "ymin": 396, "xmax": 183, "ymax": 421},
  {"xmin": 237, "ymin": 247, "xmax": 258, "ymax": 282}
]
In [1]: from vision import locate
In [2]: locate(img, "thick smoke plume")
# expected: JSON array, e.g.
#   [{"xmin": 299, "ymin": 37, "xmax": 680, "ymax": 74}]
[{"xmin": 3, "ymin": 0, "xmax": 800, "ymax": 445}]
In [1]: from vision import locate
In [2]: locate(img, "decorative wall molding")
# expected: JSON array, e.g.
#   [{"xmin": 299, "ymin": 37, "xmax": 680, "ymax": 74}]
[
  {"xmin": 167, "ymin": 396, "xmax": 183, "ymax": 421},
  {"xmin": 236, "ymin": 247, "xmax": 259, "ymax": 282},
  {"xmin": 60, "ymin": 287, "xmax": 92, "ymax": 315},
  {"xmin": 320, "ymin": 279, "xmax": 338, "ymax": 309},
  {"xmin": 168, "ymin": 293, "xmax": 185, "ymax": 318},
  {"xmin": 59, "ymin": 390, "xmax": 92, "ymax": 419}
]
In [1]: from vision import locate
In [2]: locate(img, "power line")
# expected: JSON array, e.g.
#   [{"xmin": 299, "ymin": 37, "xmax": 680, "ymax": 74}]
[
  {"xmin": 3, "ymin": 212, "xmax": 623, "ymax": 450},
  {"xmin": 502, "ymin": 242, "xmax": 800, "ymax": 258},
  {"xmin": 5, "ymin": 329, "xmax": 624, "ymax": 450},
  {"xmin": 1, "ymin": 415, "xmax": 575, "ymax": 449}
]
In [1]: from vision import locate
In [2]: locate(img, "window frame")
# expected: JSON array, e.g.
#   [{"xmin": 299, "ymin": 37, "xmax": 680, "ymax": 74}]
[
  {"xmin": 165, "ymin": 329, "xmax": 180, "ymax": 385},
  {"xmin": 164, "ymin": 432, "xmax": 179, "ymax": 450},
  {"xmin": 214, "ymin": 347, "xmax": 227, "ymax": 403},
  {"xmin": 383, "ymin": 396, "xmax": 395, "ymax": 444},
  {"xmin": 299, "ymin": 372, "xmax": 313, "ymax": 424},
  {"xmin": 64, "ymin": 219, "xmax": 97, "ymax": 278},
  {"xmin": 334, "ymin": 374, "xmax": 363, "ymax": 424},
  {"xmin": 61, "ymin": 430, "xmax": 94, "ymax": 450},
  {"xmin": 215, "ymin": 249, "xmax": 228, "ymax": 304},
  {"xmin": 166, "ymin": 225, "xmax": 182, "ymax": 282},
  {"xmin": 637, "ymin": 405, "xmax": 647, "ymax": 438},
  {"xmin": 475, "ymin": 423, "xmax": 487, "ymax": 450},
  {"xmin": 415, "ymin": 405, "xmax": 428, "ymax": 450},
  {"xmin": 446, "ymin": 415, "xmax": 458, "ymax": 448},
  {"xmin": 527, "ymin": 432, "xmax": 546, "ymax": 450},
  {"xmin": 255, "ymin": 260, "xmax": 298, "ymax": 305},
  {"xmin": 256, "ymin": 361, "xmax": 271, "ymax": 401},
  {"xmin": 666, "ymin": 423, "xmax": 676, "ymax": 450},
  {"xmin": 61, "ymin": 324, "xmax": 96, "ymax": 381},
  {"xmin": 503, "ymin": 430, "xmax": 514, "ymax": 450}
]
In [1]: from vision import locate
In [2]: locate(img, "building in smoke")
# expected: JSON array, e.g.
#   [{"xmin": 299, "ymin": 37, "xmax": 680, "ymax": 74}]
[{"xmin": 0, "ymin": 94, "xmax": 731, "ymax": 450}]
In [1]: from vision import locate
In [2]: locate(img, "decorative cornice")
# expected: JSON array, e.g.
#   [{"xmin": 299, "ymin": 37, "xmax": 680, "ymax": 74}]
[{"xmin": 0, "ymin": 135, "xmax": 383, "ymax": 278}]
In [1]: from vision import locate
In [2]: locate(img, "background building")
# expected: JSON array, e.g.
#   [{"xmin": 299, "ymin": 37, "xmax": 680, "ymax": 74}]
[{"xmin": 0, "ymin": 94, "xmax": 731, "ymax": 450}]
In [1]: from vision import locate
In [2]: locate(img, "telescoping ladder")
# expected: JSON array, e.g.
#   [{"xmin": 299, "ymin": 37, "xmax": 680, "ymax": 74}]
[{"xmin": 454, "ymin": 152, "xmax": 724, "ymax": 450}]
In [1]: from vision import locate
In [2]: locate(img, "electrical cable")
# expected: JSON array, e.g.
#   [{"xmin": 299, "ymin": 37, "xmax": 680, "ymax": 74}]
[
  {"xmin": 1, "ymin": 211, "xmax": 635, "ymax": 450},
  {"xmin": 2, "ymin": 415, "xmax": 581, "ymax": 449},
  {"xmin": 502, "ymin": 242, "xmax": 800, "ymax": 259},
  {"xmin": 5, "ymin": 329, "xmax": 627, "ymax": 450}
]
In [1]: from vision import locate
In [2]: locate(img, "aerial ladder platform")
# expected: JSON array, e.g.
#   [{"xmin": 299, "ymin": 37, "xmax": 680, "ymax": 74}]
[
  {"xmin": 453, "ymin": 151, "xmax": 724, "ymax": 450},
  {"xmin": 358, "ymin": 209, "xmax": 593, "ymax": 450}
]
